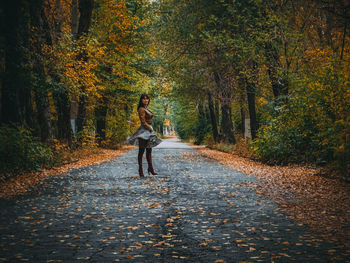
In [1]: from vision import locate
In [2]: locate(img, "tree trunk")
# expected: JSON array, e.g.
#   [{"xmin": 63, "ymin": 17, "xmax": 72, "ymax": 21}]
[
  {"xmin": 95, "ymin": 98, "xmax": 107, "ymax": 145},
  {"xmin": 77, "ymin": 0, "xmax": 94, "ymax": 39},
  {"xmin": 265, "ymin": 42, "xmax": 288, "ymax": 99},
  {"xmin": 340, "ymin": 6, "xmax": 347, "ymax": 60},
  {"xmin": 220, "ymin": 100, "xmax": 236, "ymax": 144},
  {"xmin": 194, "ymin": 98, "xmax": 207, "ymax": 144},
  {"xmin": 30, "ymin": 0, "xmax": 53, "ymax": 142},
  {"xmin": 75, "ymin": 0, "xmax": 94, "ymax": 136},
  {"xmin": 34, "ymin": 86, "xmax": 52, "ymax": 142},
  {"xmin": 197, "ymin": 99, "xmax": 204, "ymax": 118},
  {"xmin": 76, "ymin": 96, "xmax": 88, "ymax": 135},
  {"xmin": 214, "ymin": 98, "xmax": 219, "ymax": 129},
  {"xmin": 240, "ymin": 104, "xmax": 245, "ymax": 137},
  {"xmin": 207, "ymin": 91, "xmax": 219, "ymax": 142},
  {"xmin": 213, "ymin": 70, "xmax": 235, "ymax": 144},
  {"xmin": 238, "ymin": 85, "xmax": 246, "ymax": 137},
  {"xmin": 71, "ymin": 0, "xmax": 79, "ymax": 37},
  {"xmin": 246, "ymin": 81, "xmax": 257, "ymax": 140},
  {"xmin": 1, "ymin": 0, "xmax": 33, "ymax": 126},
  {"xmin": 53, "ymin": 88, "xmax": 72, "ymax": 145}
]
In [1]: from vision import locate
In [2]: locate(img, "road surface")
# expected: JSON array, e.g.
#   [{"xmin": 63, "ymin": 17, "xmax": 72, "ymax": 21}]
[{"xmin": 0, "ymin": 139, "xmax": 348, "ymax": 262}]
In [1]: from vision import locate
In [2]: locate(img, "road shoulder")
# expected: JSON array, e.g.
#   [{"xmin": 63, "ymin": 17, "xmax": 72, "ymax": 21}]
[
  {"xmin": 0, "ymin": 146, "xmax": 134, "ymax": 199},
  {"xmin": 193, "ymin": 147, "xmax": 350, "ymax": 251}
]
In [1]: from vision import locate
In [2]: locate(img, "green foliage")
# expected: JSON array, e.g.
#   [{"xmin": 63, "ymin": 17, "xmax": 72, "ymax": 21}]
[
  {"xmin": 149, "ymin": 97, "xmax": 169, "ymax": 134},
  {"xmin": 194, "ymin": 113, "xmax": 211, "ymax": 145},
  {"xmin": 202, "ymin": 133, "xmax": 215, "ymax": 146},
  {"xmin": 170, "ymin": 100, "xmax": 211, "ymax": 145},
  {"xmin": 171, "ymin": 101, "xmax": 197, "ymax": 141},
  {"xmin": 105, "ymin": 106, "xmax": 130, "ymax": 148},
  {"xmin": 253, "ymin": 56, "xmax": 350, "ymax": 178},
  {"xmin": 2, "ymin": 0, "xmax": 349, "ymax": 180},
  {"xmin": 252, "ymin": 115, "xmax": 315, "ymax": 164},
  {"xmin": 0, "ymin": 125, "xmax": 54, "ymax": 177},
  {"xmin": 211, "ymin": 143, "xmax": 237, "ymax": 154}
]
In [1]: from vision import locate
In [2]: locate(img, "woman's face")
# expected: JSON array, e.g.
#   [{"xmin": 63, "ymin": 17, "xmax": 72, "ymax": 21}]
[{"xmin": 142, "ymin": 97, "xmax": 149, "ymax": 106}]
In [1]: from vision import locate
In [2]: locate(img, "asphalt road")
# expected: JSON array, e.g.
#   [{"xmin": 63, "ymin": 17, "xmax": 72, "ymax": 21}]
[{"xmin": 0, "ymin": 139, "xmax": 348, "ymax": 262}]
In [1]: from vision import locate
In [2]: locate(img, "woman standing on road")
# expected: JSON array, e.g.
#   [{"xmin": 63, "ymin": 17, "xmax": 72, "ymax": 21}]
[{"xmin": 126, "ymin": 94, "xmax": 162, "ymax": 177}]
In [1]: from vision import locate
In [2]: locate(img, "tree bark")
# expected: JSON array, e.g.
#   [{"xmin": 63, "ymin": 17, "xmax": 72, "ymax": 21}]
[
  {"xmin": 34, "ymin": 86, "xmax": 52, "ymax": 142},
  {"xmin": 207, "ymin": 91, "xmax": 219, "ymax": 142},
  {"xmin": 75, "ymin": 0, "xmax": 94, "ymax": 136},
  {"xmin": 197, "ymin": 98, "xmax": 204, "ymax": 118},
  {"xmin": 71, "ymin": 0, "xmax": 79, "ymax": 37},
  {"xmin": 76, "ymin": 96, "xmax": 88, "ymax": 135},
  {"xmin": 265, "ymin": 42, "xmax": 288, "ymax": 99},
  {"xmin": 246, "ymin": 81, "xmax": 258, "ymax": 140},
  {"xmin": 53, "ymin": 88, "xmax": 72, "ymax": 145},
  {"xmin": 1, "ymin": 0, "xmax": 33, "ymax": 126},
  {"xmin": 214, "ymin": 98, "xmax": 219, "ymax": 129},
  {"xmin": 95, "ymin": 98, "xmax": 107, "ymax": 144},
  {"xmin": 30, "ymin": 0, "xmax": 53, "ymax": 142},
  {"xmin": 340, "ymin": 6, "xmax": 347, "ymax": 60},
  {"xmin": 213, "ymin": 70, "xmax": 235, "ymax": 144},
  {"xmin": 240, "ymin": 104, "xmax": 245, "ymax": 137},
  {"xmin": 220, "ymin": 101, "xmax": 236, "ymax": 144},
  {"xmin": 77, "ymin": 0, "xmax": 94, "ymax": 39}
]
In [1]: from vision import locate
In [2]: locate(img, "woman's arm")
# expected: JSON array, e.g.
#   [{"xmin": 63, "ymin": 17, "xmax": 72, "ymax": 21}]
[{"xmin": 138, "ymin": 107, "xmax": 152, "ymax": 131}]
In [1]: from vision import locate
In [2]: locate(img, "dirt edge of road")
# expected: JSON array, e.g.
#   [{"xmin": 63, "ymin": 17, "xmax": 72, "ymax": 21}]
[
  {"xmin": 1, "ymin": 141, "xmax": 349, "ymax": 253},
  {"xmin": 193, "ymin": 146, "xmax": 350, "ymax": 252},
  {"xmin": 0, "ymin": 146, "xmax": 134, "ymax": 199}
]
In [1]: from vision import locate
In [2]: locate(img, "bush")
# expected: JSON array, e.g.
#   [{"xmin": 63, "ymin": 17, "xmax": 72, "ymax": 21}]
[
  {"xmin": 203, "ymin": 133, "xmax": 215, "ymax": 146},
  {"xmin": 194, "ymin": 114, "xmax": 211, "ymax": 145},
  {"xmin": 104, "ymin": 108, "xmax": 129, "ymax": 148},
  {"xmin": 253, "ymin": 53, "xmax": 350, "ymax": 179},
  {"xmin": 0, "ymin": 125, "xmax": 54, "ymax": 177},
  {"xmin": 252, "ymin": 116, "xmax": 316, "ymax": 165},
  {"xmin": 171, "ymin": 101, "xmax": 198, "ymax": 141}
]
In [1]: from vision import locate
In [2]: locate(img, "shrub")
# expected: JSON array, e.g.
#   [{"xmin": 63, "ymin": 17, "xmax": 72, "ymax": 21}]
[
  {"xmin": 252, "ymin": 116, "xmax": 316, "ymax": 165},
  {"xmin": 0, "ymin": 125, "xmax": 54, "ymax": 178},
  {"xmin": 203, "ymin": 133, "xmax": 215, "ymax": 146},
  {"xmin": 194, "ymin": 114, "xmax": 211, "ymax": 145},
  {"xmin": 253, "ymin": 52, "xmax": 350, "ymax": 179}
]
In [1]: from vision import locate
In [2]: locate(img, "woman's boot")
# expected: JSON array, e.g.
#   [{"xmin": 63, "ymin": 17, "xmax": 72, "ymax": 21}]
[
  {"xmin": 138, "ymin": 148, "xmax": 145, "ymax": 177},
  {"xmin": 146, "ymin": 148, "xmax": 158, "ymax": 175}
]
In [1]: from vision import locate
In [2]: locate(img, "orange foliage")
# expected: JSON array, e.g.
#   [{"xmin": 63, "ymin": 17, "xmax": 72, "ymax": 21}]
[{"xmin": 41, "ymin": 0, "xmax": 142, "ymax": 101}]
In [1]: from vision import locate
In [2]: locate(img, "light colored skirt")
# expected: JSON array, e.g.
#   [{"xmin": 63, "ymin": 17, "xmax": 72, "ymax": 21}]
[{"xmin": 126, "ymin": 125, "xmax": 162, "ymax": 148}]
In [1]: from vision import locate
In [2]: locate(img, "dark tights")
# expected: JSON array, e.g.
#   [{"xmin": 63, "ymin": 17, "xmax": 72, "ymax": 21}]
[
  {"xmin": 138, "ymin": 148, "xmax": 145, "ymax": 167},
  {"xmin": 138, "ymin": 148, "xmax": 152, "ymax": 166}
]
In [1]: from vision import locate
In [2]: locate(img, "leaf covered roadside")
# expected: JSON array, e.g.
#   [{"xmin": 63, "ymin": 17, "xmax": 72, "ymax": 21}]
[
  {"xmin": 194, "ymin": 147, "xmax": 350, "ymax": 251},
  {"xmin": 0, "ymin": 146, "xmax": 133, "ymax": 199}
]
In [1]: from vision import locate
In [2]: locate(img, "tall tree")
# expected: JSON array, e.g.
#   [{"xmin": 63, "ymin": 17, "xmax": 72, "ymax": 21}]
[
  {"xmin": 1, "ymin": 0, "xmax": 33, "ymax": 126},
  {"xmin": 75, "ymin": 0, "xmax": 94, "ymax": 135},
  {"xmin": 30, "ymin": 0, "xmax": 54, "ymax": 142}
]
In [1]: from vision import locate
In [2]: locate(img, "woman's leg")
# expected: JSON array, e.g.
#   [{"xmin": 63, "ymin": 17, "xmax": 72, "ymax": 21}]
[
  {"xmin": 146, "ymin": 148, "xmax": 157, "ymax": 175},
  {"xmin": 138, "ymin": 139, "xmax": 147, "ymax": 177},
  {"xmin": 138, "ymin": 147, "xmax": 145, "ymax": 177}
]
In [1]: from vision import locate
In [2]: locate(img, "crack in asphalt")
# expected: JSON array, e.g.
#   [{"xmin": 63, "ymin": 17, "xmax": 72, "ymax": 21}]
[{"xmin": 0, "ymin": 139, "xmax": 349, "ymax": 262}]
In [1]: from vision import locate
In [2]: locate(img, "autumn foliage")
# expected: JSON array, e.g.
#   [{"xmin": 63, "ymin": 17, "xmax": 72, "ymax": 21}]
[
  {"xmin": 157, "ymin": 0, "xmax": 350, "ymax": 179},
  {"xmin": 0, "ymin": 0, "xmax": 154, "ymax": 176},
  {"xmin": 0, "ymin": 0, "xmax": 349, "ymax": 179},
  {"xmin": 254, "ymin": 48, "xmax": 350, "ymax": 174}
]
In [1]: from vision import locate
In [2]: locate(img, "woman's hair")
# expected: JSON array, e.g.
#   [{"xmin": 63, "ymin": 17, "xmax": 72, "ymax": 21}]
[{"xmin": 137, "ymin": 93, "xmax": 150, "ymax": 109}]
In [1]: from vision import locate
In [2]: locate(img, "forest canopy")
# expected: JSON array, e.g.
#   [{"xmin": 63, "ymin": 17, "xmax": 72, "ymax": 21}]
[{"xmin": 0, "ymin": 0, "xmax": 349, "ymax": 178}]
